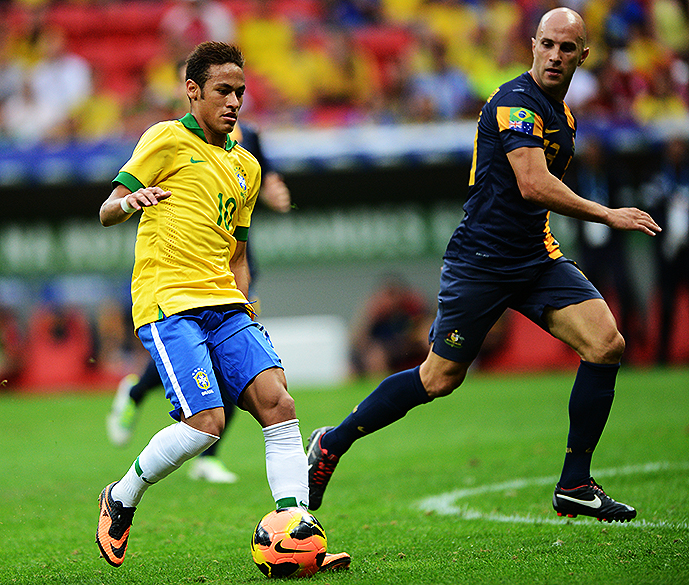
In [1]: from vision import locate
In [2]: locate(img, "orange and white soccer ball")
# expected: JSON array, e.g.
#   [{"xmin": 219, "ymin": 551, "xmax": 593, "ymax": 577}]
[{"xmin": 250, "ymin": 507, "xmax": 327, "ymax": 578}]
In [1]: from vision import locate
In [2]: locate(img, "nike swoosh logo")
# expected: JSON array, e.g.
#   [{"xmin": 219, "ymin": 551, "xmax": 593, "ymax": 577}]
[
  {"xmin": 544, "ymin": 128, "xmax": 559, "ymax": 134},
  {"xmin": 110, "ymin": 540, "xmax": 127, "ymax": 559},
  {"xmin": 556, "ymin": 493, "xmax": 602, "ymax": 509},
  {"xmin": 190, "ymin": 156, "xmax": 206, "ymax": 163},
  {"xmin": 274, "ymin": 539, "xmax": 313, "ymax": 554}
]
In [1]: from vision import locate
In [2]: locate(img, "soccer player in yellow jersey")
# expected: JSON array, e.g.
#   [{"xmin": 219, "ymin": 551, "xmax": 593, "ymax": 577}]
[{"xmin": 95, "ymin": 41, "xmax": 349, "ymax": 571}]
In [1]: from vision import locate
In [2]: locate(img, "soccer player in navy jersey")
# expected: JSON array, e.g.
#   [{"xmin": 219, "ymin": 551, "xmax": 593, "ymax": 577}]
[{"xmin": 307, "ymin": 8, "xmax": 660, "ymax": 523}]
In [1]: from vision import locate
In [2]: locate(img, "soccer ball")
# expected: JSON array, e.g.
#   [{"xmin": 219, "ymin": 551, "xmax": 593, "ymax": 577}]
[{"xmin": 250, "ymin": 507, "xmax": 327, "ymax": 578}]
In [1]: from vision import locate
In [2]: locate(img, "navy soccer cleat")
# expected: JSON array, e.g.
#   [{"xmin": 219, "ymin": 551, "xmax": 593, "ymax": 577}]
[
  {"xmin": 553, "ymin": 478, "xmax": 637, "ymax": 523},
  {"xmin": 306, "ymin": 426, "xmax": 339, "ymax": 511}
]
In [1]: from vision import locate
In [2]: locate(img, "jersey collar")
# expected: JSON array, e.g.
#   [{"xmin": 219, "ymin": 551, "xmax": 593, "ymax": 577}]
[{"xmin": 179, "ymin": 113, "xmax": 237, "ymax": 151}]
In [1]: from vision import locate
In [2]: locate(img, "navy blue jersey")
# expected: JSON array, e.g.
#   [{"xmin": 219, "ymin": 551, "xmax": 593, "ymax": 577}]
[{"xmin": 446, "ymin": 72, "xmax": 577, "ymax": 269}]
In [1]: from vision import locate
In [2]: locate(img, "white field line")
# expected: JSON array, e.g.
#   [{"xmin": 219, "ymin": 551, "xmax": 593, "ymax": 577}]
[{"xmin": 417, "ymin": 461, "xmax": 689, "ymax": 530}]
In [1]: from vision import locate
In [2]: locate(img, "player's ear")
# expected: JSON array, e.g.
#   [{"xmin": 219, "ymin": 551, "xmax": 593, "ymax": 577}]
[
  {"xmin": 186, "ymin": 78, "xmax": 200, "ymax": 101},
  {"xmin": 578, "ymin": 46, "xmax": 589, "ymax": 67}
]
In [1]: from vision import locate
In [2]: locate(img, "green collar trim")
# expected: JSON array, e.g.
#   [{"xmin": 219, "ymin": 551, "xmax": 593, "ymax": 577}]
[{"xmin": 179, "ymin": 113, "xmax": 236, "ymax": 151}]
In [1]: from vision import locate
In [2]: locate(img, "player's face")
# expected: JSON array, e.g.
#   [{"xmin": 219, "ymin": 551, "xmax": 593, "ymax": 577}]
[
  {"xmin": 530, "ymin": 13, "xmax": 588, "ymax": 101},
  {"xmin": 187, "ymin": 63, "xmax": 245, "ymax": 147}
]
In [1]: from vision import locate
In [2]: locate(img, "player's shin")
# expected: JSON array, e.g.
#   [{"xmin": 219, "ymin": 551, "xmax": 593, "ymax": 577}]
[
  {"xmin": 323, "ymin": 366, "xmax": 431, "ymax": 457},
  {"xmin": 263, "ymin": 419, "xmax": 309, "ymax": 509},
  {"xmin": 112, "ymin": 422, "xmax": 219, "ymax": 506},
  {"xmin": 559, "ymin": 360, "xmax": 618, "ymax": 488}
]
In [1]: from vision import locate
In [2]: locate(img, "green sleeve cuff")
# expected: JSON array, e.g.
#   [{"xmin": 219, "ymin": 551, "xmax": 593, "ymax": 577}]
[
  {"xmin": 234, "ymin": 226, "xmax": 249, "ymax": 242},
  {"xmin": 113, "ymin": 171, "xmax": 145, "ymax": 193}
]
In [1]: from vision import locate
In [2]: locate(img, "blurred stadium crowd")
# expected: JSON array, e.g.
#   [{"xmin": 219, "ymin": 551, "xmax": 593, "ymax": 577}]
[
  {"xmin": 1, "ymin": 0, "xmax": 689, "ymax": 391},
  {"xmin": 0, "ymin": 0, "xmax": 688, "ymax": 143}
]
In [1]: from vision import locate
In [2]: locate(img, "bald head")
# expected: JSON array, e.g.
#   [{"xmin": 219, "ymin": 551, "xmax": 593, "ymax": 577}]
[
  {"xmin": 529, "ymin": 7, "xmax": 589, "ymax": 101},
  {"xmin": 536, "ymin": 8, "xmax": 587, "ymax": 51}
]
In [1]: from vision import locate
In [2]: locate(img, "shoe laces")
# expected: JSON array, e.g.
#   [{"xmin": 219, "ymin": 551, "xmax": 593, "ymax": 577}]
[
  {"xmin": 589, "ymin": 478, "xmax": 612, "ymax": 500},
  {"xmin": 109, "ymin": 501, "xmax": 135, "ymax": 538},
  {"xmin": 312, "ymin": 447, "xmax": 338, "ymax": 486}
]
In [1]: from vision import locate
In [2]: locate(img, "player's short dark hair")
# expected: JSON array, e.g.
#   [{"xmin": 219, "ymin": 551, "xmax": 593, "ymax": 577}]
[{"xmin": 185, "ymin": 41, "xmax": 245, "ymax": 90}]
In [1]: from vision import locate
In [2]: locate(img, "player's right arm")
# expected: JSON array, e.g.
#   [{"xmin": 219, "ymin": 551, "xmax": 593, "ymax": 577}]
[
  {"xmin": 99, "ymin": 184, "xmax": 172, "ymax": 227},
  {"xmin": 507, "ymin": 146, "xmax": 661, "ymax": 236}
]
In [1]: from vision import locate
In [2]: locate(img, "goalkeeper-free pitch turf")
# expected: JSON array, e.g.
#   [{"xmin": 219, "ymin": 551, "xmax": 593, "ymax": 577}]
[{"xmin": 1, "ymin": 367, "xmax": 687, "ymax": 584}]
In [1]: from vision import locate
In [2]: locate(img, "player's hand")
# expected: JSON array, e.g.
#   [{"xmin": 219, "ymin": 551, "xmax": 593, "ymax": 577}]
[
  {"xmin": 259, "ymin": 172, "xmax": 291, "ymax": 213},
  {"xmin": 606, "ymin": 207, "xmax": 662, "ymax": 236},
  {"xmin": 123, "ymin": 186, "xmax": 172, "ymax": 212}
]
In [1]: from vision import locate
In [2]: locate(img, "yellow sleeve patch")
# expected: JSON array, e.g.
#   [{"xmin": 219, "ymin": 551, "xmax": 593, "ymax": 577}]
[{"xmin": 497, "ymin": 107, "xmax": 544, "ymax": 138}]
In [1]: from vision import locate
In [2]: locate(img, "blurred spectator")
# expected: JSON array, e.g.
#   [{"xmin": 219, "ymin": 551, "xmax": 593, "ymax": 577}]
[
  {"xmin": 4, "ymin": 3, "xmax": 50, "ymax": 69},
  {"xmin": 66, "ymin": 69, "xmax": 124, "ymax": 142},
  {"xmin": 314, "ymin": 28, "xmax": 380, "ymax": 124},
  {"xmin": 1, "ymin": 24, "xmax": 92, "ymax": 144},
  {"xmin": 1, "ymin": 72, "xmax": 56, "ymax": 143},
  {"xmin": 641, "ymin": 136, "xmax": 689, "ymax": 365},
  {"xmin": 237, "ymin": 3, "xmax": 296, "ymax": 112},
  {"xmin": 93, "ymin": 299, "xmax": 140, "ymax": 379},
  {"xmin": 30, "ymin": 26, "xmax": 92, "ymax": 118},
  {"xmin": 583, "ymin": 49, "xmax": 645, "ymax": 122},
  {"xmin": 0, "ymin": 1, "xmax": 686, "ymax": 136},
  {"xmin": 407, "ymin": 33, "xmax": 476, "ymax": 122},
  {"xmin": 651, "ymin": 0, "xmax": 689, "ymax": 58},
  {"xmin": 564, "ymin": 64, "xmax": 599, "ymax": 113},
  {"xmin": 632, "ymin": 63, "xmax": 689, "ymax": 126},
  {"xmin": 603, "ymin": 0, "xmax": 647, "ymax": 50},
  {"xmin": 567, "ymin": 137, "xmax": 643, "ymax": 354},
  {"xmin": 0, "ymin": 27, "xmax": 22, "ymax": 111},
  {"xmin": 0, "ymin": 306, "xmax": 23, "ymax": 389},
  {"xmin": 21, "ymin": 303, "xmax": 94, "ymax": 388},
  {"xmin": 324, "ymin": 0, "xmax": 384, "ymax": 27},
  {"xmin": 160, "ymin": 0, "xmax": 236, "ymax": 62},
  {"xmin": 350, "ymin": 274, "xmax": 433, "ymax": 377}
]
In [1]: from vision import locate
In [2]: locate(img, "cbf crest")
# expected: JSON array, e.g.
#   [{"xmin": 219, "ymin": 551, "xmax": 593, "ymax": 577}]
[
  {"xmin": 234, "ymin": 163, "xmax": 248, "ymax": 199},
  {"xmin": 192, "ymin": 367, "xmax": 211, "ymax": 391}
]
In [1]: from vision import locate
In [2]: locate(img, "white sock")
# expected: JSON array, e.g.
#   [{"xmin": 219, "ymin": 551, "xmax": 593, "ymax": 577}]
[
  {"xmin": 112, "ymin": 422, "xmax": 218, "ymax": 507},
  {"xmin": 263, "ymin": 419, "xmax": 309, "ymax": 509}
]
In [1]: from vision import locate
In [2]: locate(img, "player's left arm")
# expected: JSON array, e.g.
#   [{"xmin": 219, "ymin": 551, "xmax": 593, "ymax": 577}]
[
  {"xmin": 260, "ymin": 171, "xmax": 291, "ymax": 213},
  {"xmin": 100, "ymin": 184, "xmax": 171, "ymax": 227},
  {"xmin": 230, "ymin": 240, "xmax": 251, "ymax": 301},
  {"xmin": 507, "ymin": 146, "xmax": 661, "ymax": 236}
]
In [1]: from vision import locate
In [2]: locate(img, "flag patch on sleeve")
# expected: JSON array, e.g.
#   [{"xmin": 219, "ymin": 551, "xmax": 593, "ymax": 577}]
[{"xmin": 497, "ymin": 106, "xmax": 543, "ymax": 137}]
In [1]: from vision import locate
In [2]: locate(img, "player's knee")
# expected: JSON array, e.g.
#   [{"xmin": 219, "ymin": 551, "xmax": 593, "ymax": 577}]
[
  {"xmin": 185, "ymin": 407, "xmax": 225, "ymax": 437},
  {"xmin": 589, "ymin": 330, "xmax": 625, "ymax": 364},
  {"xmin": 423, "ymin": 370, "xmax": 466, "ymax": 399},
  {"xmin": 271, "ymin": 391, "xmax": 297, "ymax": 422}
]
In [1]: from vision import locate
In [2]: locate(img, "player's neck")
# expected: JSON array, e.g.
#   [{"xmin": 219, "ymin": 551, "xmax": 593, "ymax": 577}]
[{"xmin": 527, "ymin": 69, "xmax": 567, "ymax": 103}]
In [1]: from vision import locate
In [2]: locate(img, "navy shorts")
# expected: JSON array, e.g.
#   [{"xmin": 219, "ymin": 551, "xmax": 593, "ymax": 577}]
[
  {"xmin": 429, "ymin": 257, "xmax": 602, "ymax": 363},
  {"xmin": 138, "ymin": 306, "xmax": 282, "ymax": 421}
]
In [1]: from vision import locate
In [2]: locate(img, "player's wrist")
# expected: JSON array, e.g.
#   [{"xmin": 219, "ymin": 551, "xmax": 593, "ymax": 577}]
[{"xmin": 120, "ymin": 196, "xmax": 137, "ymax": 214}]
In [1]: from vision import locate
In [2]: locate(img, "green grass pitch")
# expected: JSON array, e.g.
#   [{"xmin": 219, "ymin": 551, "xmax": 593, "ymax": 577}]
[{"xmin": 1, "ymin": 367, "xmax": 687, "ymax": 584}]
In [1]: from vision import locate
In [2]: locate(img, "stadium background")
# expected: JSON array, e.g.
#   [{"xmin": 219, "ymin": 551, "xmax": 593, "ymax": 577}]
[{"xmin": 1, "ymin": 0, "xmax": 688, "ymax": 390}]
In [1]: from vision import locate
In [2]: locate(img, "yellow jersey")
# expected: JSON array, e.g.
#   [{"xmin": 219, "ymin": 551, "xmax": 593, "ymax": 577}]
[{"xmin": 113, "ymin": 113, "xmax": 261, "ymax": 330}]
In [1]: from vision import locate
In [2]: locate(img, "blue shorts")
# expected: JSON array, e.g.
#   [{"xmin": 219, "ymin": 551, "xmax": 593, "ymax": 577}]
[
  {"xmin": 429, "ymin": 257, "xmax": 602, "ymax": 363},
  {"xmin": 138, "ymin": 306, "xmax": 282, "ymax": 421}
]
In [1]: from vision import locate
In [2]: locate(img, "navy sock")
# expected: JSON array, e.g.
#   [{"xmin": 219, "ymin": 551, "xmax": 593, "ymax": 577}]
[
  {"xmin": 130, "ymin": 360, "xmax": 163, "ymax": 405},
  {"xmin": 322, "ymin": 366, "xmax": 431, "ymax": 458},
  {"xmin": 559, "ymin": 360, "xmax": 618, "ymax": 488}
]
